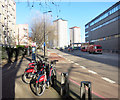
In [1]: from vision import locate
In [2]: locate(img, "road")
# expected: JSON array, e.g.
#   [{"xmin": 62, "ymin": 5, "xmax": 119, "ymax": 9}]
[
  {"xmin": 56, "ymin": 49, "xmax": 119, "ymax": 84},
  {"xmin": 48, "ymin": 49, "xmax": 119, "ymax": 99}
]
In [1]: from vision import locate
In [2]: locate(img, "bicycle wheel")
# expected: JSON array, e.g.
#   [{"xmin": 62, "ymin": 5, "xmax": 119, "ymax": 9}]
[
  {"xmin": 22, "ymin": 72, "xmax": 32, "ymax": 84},
  {"xmin": 30, "ymin": 77, "xmax": 37, "ymax": 95},
  {"xmin": 36, "ymin": 82, "xmax": 45, "ymax": 96}
]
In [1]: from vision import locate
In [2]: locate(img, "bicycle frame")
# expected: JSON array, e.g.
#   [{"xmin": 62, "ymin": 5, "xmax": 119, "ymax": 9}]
[{"xmin": 36, "ymin": 66, "xmax": 47, "ymax": 84}]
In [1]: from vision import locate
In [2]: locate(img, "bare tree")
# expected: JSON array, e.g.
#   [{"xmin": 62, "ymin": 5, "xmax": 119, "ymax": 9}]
[{"xmin": 30, "ymin": 12, "xmax": 55, "ymax": 48}]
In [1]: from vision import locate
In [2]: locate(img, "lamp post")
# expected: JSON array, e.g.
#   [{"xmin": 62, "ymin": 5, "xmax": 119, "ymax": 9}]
[{"xmin": 43, "ymin": 11, "xmax": 52, "ymax": 57}]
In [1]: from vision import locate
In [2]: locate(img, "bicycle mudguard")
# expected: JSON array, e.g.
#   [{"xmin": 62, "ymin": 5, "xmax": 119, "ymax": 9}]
[
  {"xmin": 25, "ymin": 67, "xmax": 35, "ymax": 73},
  {"xmin": 37, "ymin": 75, "xmax": 46, "ymax": 83},
  {"xmin": 28, "ymin": 63, "xmax": 34, "ymax": 66}
]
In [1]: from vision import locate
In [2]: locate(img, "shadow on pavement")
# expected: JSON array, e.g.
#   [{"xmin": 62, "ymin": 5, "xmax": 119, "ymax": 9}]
[
  {"xmin": 60, "ymin": 50, "xmax": 118, "ymax": 67},
  {"xmin": 2, "ymin": 56, "xmax": 24, "ymax": 99},
  {"xmin": 24, "ymin": 57, "xmax": 32, "ymax": 62},
  {"xmin": 51, "ymin": 63, "xmax": 80, "ymax": 100}
]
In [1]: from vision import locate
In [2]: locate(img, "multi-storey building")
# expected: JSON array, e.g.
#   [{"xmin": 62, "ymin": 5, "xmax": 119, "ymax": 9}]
[
  {"xmin": 53, "ymin": 18, "xmax": 68, "ymax": 48},
  {"xmin": 0, "ymin": 0, "xmax": 16, "ymax": 47},
  {"xmin": 69, "ymin": 26, "xmax": 81, "ymax": 47},
  {"xmin": 85, "ymin": 1, "xmax": 120, "ymax": 53},
  {"xmin": 15, "ymin": 24, "xmax": 29, "ymax": 46}
]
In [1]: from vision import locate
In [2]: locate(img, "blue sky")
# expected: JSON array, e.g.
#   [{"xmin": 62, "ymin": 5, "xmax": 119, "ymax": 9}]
[{"xmin": 16, "ymin": 2, "xmax": 116, "ymax": 42}]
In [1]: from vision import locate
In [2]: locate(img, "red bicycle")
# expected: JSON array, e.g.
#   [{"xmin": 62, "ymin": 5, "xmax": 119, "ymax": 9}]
[
  {"xmin": 22, "ymin": 59, "xmax": 43, "ymax": 84},
  {"xmin": 30, "ymin": 60, "xmax": 58, "ymax": 96}
]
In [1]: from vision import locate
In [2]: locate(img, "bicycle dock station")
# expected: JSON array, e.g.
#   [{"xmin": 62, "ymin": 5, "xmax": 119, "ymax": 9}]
[{"xmin": 22, "ymin": 52, "xmax": 92, "ymax": 100}]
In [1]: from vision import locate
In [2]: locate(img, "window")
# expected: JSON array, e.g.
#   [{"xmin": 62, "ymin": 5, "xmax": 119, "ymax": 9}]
[
  {"xmin": 85, "ymin": 31, "xmax": 88, "ymax": 34},
  {"xmin": 95, "ymin": 46, "xmax": 102, "ymax": 49},
  {"xmin": 5, "ymin": 0, "xmax": 7, "ymax": 5},
  {"xmin": 90, "ymin": 4, "xmax": 119, "ymax": 26},
  {"xmin": 119, "ymin": 4, "xmax": 120, "ymax": 9},
  {"xmin": 2, "ymin": 5, "xmax": 4, "ymax": 13},
  {"xmin": 85, "ymin": 34, "xmax": 89, "ymax": 38},
  {"xmin": 91, "ymin": 16, "xmax": 119, "ymax": 31},
  {"xmin": 85, "ymin": 25, "xmax": 89, "ymax": 29}
]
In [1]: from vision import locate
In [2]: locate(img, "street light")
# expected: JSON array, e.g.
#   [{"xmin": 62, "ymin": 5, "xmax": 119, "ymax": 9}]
[{"xmin": 43, "ymin": 11, "xmax": 52, "ymax": 57}]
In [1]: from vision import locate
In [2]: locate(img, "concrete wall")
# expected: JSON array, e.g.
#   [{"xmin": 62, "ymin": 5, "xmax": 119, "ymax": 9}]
[
  {"xmin": 69, "ymin": 27, "xmax": 81, "ymax": 45},
  {"xmin": 16, "ymin": 24, "xmax": 29, "ymax": 46},
  {"xmin": 0, "ymin": 0, "xmax": 16, "ymax": 46},
  {"xmin": 53, "ymin": 19, "xmax": 68, "ymax": 48}
]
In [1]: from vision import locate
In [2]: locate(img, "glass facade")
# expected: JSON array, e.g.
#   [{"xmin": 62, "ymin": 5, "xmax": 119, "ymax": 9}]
[
  {"xmin": 90, "ymin": 4, "xmax": 120, "ymax": 26},
  {"xmin": 85, "ymin": 31, "xmax": 88, "ymax": 34},
  {"xmin": 91, "ymin": 16, "xmax": 120, "ymax": 31}
]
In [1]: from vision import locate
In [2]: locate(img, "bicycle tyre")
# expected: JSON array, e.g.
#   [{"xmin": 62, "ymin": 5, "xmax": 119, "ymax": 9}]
[
  {"xmin": 22, "ymin": 72, "xmax": 32, "ymax": 84},
  {"xmin": 36, "ymin": 82, "xmax": 45, "ymax": 96}
]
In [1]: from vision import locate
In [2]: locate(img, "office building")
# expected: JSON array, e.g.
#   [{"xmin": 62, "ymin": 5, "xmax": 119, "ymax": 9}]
[
  {"xmin": 0, "ymin": 0, "xmax": 16, "ymax": 47},
  {"xmin": 69, "ymin": 26, "xmax": 81, "ymax": 47},
  {"xmin": 53, "ymin": 18, "xmax": 68, "ymax": 48},
  {"xmin": 85, "ymin": 1, "xmax": 120, "ymax": 53}
]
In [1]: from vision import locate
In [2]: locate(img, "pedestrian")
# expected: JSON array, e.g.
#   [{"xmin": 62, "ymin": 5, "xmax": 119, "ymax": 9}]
[{"xmin": 32, "ymin": 46, "xmax": 36, "ymax": 61}]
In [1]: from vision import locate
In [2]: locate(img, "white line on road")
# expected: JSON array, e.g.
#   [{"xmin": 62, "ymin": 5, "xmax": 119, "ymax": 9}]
[
  {"xmin": 101, "ymin": 77, "xmax": 116, "ymax": 84},
  {"xmin": 80, "ymin": 66, "xmax": 86, "ymax": 69},
  {"xmin": 70, "ymin": 61, "xmax": 74, "ymax": 63},
  {"xmin": 59, "ymin": 55, "xmax": 62, "ymax": 57},
  {"xmin": 88, "ymin": 70, "xmax": 97, "ymax": 74},
  {"xmin": 75, "ymin": 63, "xmax": 79, "ymax": 65},
  {"xmin": 68, "ymin": 60, "xmax": 71, "ymax": 62}
]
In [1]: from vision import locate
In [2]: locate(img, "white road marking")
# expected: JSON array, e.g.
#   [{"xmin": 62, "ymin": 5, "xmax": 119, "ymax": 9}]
[
  {"xmin": 68, "ymin": 60, "xmax": 71, "ymax": 62},
  {"xmin": 70, "ymin": 61, "xmax": 74, "ymax": 63},
  {"xmin": 101, "ymin": 77, "xmax": 116, "ymax": 84},
  {"xmin": 75, "ymin": 63, "xmax": 79, "ymax": 65},
  {"xmin": 80, "ymin": 66, "xmax": 86, "ymax": 69},
  {"xmin": 59, "ymin": 55, "xmax": 62, "ymax": 57},
  {"xmin": 88, "ymin": 70, "xmax": 97, "ymax": 74}
]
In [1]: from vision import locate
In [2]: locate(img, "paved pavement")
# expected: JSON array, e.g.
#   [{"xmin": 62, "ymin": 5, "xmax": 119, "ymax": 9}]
[{"xmin": 2, "ymin": 55, "xmax": 62, "ymax": 99}]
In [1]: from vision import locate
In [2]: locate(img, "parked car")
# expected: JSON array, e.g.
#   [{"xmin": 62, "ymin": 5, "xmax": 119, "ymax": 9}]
[
  {"xmin": 81, "ymin": 46, "xmax": 87, "ymax": 52},
  {"xmin": 68, "ymin": 47, "xmax": 73, "ymax": 52},
  {"xmin": 64, "ymin": 47, "xmax": 68, "ymax": 49},
  {"xmin": 73, "ymin": 47, "xmax": 80, "ymax": 50},
  {"xmin": 60, "ymin": 47, "xmax": 63, "ymax": 51}
]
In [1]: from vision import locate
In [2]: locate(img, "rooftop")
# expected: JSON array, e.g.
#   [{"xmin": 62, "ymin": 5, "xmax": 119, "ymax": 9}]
[
  {"xmin": 69, "ymin": 26, "xmax": 80, "ymax": 29},
  {"xmin": 53, "ymin": 18, "xmax": 67, "ymax": 22}
]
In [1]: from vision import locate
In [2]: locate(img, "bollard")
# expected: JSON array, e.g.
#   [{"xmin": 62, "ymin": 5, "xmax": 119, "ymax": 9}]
[
  {"xmin": 80, "ymin": 81, "xmax": 92, "ymax": 100},
  {"xmin": 60, "ymin": 72, "xmax": 69, "ymax": 97}
]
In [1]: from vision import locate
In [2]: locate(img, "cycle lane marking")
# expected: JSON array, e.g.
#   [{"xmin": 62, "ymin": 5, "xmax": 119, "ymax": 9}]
[
  {"xmin": 88, "ymin": 70, "xmax": 98, "ymax": 74},
  {"xmin": 70, "ymin": 61, "xmax": 74, "ymax": 63},
  {"xmin": 80, "ymin": 66, "xmax": 86, "ymax": 69},
  {"xmin": 51, "ymin": 52, "xmax": 116, "ymax": 84},
  {"xmin": 56, "ymin": 70, "xmax": 109, "ymax": 100},
  {"xmin": 101, "ymin": 77, "xmax": 116, "ymax": 84},
  {"xmin": 75, "ymin": 63, "xmax": 79, "ymax": 65}
]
